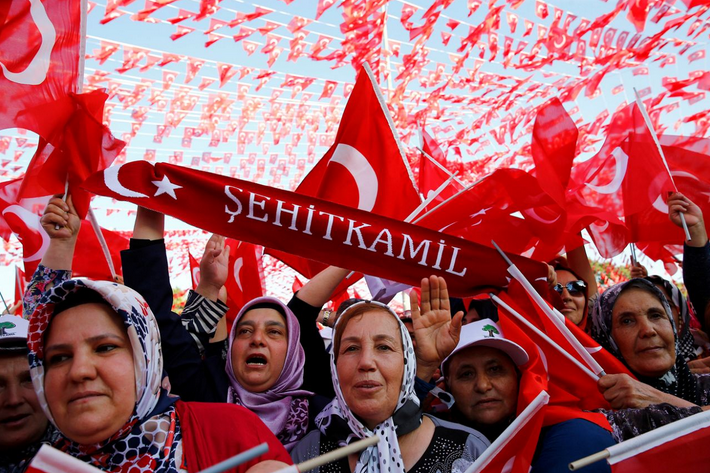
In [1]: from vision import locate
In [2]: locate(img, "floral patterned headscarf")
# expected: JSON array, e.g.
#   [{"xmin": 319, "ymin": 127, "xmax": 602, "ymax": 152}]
[
  {"xmin": 27, "ymin": 279, "xmax": 183, "ymax": 472},
  {"xmin": 315, "ymin": 300, "xmax": 422, "ymax": 473}
]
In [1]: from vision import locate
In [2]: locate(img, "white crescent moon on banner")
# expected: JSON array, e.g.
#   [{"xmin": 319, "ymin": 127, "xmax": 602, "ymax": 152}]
[
  {"xmin": 522, "ymin": 207, "xmax": 561, "ymax": 224},
  {"xmin": 2, "ymin": 205, "xmax": 49, "ymax": 261},
  {"xmin": 0, "ymin": 0, "xmax": 56, "ymax": 85},
  {"xmin": 585, "ymin": 148, "xmax": 629, "ymax": 195},
  {"xmin": 192, "ymin": 267, "xmax": 201, "ymax": 285},
  {"xmin": 328, "ymin": 143, "xmax": 378, "ymax": 212},
  {"xmin": 233, "ymin": 257, "xmax": 244, "ymax": 292},
  {"xmin": 104, "ymin": 165, "xmax": 149, "ymax": 198}
]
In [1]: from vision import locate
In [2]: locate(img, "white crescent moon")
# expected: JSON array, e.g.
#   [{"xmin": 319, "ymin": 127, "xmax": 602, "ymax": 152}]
[
  {"xmin": 585, "ymin": 148, "xmax": 629, "ymax": 194},
  {"xmin": 535, "ymin": 345, "xmax": 550, "ymax": 381},
  {"xmin": 104, "ymin": 165, "xmax": 149, "ymax": 198},
  {"xmin": 591, "ymin": 220, "xmax": 610, "ymax": 232},
  {"xmin": 585, "ymin": 344, "xmax": 602, "ymax": 354},
  {"xmin": 0, "ymin": 0, "xmax": 56, "ymax": 85},
  {"xmin": 523, "ymin": 207, "xmax": 561, "ymax": 224},
  {"xmin": 2, "ymin": 205, "xmax": 49, "ymax": 262},
  {"xmin": 501, "ymin": 456, "xmax": 516, "ymax": 473},
  {"xmin": 233, "ymin": 257, "xmax": 244, "ymax": 292},
  {"xmin": 671, "ymin": 170, "xmax": 701, "ymax": 181},
  {"xmin": 192, "ymin": 267, "xmax": 201, "ymax": 285},
  {"xmin": 328, "ymin": 143, "xmax": 378, "ymax": 212}
]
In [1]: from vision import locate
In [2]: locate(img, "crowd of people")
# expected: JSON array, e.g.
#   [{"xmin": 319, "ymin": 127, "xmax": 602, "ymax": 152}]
[{"xmin": 1, "ymin": 190, "xmax": 709, "ymax": 473}]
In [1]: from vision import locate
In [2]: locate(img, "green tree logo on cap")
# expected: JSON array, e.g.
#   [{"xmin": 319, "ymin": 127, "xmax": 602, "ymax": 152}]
[
  {"xmin": 0, "ymin": 321, "xmax": 16, "ymax": 336},
  {"xmin": 482, "ymin": 324, "xmax": 499, "ymax": 338}
]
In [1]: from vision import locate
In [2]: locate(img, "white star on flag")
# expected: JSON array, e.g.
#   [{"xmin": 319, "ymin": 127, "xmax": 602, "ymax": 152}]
[{"xmin": 152, "ymin": 175, "xmax": 182, "ymax": 199}]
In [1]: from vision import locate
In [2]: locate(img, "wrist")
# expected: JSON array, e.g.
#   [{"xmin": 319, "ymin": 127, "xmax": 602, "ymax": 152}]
[{"xmin": 195, "ymin": 282, "xmax": 222, "ymax": 302}]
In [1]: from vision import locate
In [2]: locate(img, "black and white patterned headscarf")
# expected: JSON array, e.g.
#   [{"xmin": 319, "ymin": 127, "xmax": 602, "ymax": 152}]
[
  {"xmin": 315, "ymin": 300, "xmax": 421, "ymax": 473},
  {"xmin": 590, "ymin": 278, "xmax": 700, "ymax": 405}
]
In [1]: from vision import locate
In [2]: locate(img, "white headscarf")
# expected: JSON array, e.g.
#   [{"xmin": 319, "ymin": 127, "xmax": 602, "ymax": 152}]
[{"xmin": 315, "ymin": 300, "xmax": 421, "ymax": 473}]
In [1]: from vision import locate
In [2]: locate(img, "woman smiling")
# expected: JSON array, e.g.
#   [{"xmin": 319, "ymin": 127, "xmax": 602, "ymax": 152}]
[
  {"xmin": 27, "ymin": 278, "xmax": 291, "ymax": 472},
  {"xmin": 291, "ymin": 280, "xmax": 488, "ymax": 473}
]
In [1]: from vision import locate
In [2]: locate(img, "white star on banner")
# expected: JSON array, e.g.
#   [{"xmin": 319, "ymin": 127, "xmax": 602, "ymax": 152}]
[{"xmin": 152, "ymin": 175, "xmax": 182, "ymax": 199}]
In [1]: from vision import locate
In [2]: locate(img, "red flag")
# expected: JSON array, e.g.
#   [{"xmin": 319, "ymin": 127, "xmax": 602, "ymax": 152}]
[
  {"xmin": 0, "ymin": 178, "xmax": 50, "ymax": 275},
  {"xmin": 223, "ymin": 239, "xmax": 264, "ymax": 330},
  {"xmin": 418, "ymin": 129, "xmax": 463, "ymax": 206},
  {"xmin": 14, "ymin": 266, "xmax": 26, "ymax": 314},
  {"xmin": 605, "ymin": 410, "xmax": 710, "ymax": 471},
  {"xmin": 0, "ymin": 1, "xmax": 82, "ymax": 138},
  {"xmin": 271, "ymin": 64, "xmax": 420, "ymax": 277},
  {"xmin": 82, "ymin": 161, "xmax": 548, "ymax": 296},
  {"xmin": 470, "ymin": 390, "xmax": 549, "ymax": 473},
  {"xmin": 296, "ymin": 65, "xmax": 419, "ymax": 217},
  {"xmin": 71, "ymin": 220, "xmax": 128, "ymax": 281},
  {"xmin": 531, "ymin": 98, "xmax": 577, "ymax": 207},
  {"xmin": 18, "ymin": 90, "xmax": 125, "ymax": 218},
  {"xmin": 188, "ymin": 247, "xmax": 200, "ymax": 289}
]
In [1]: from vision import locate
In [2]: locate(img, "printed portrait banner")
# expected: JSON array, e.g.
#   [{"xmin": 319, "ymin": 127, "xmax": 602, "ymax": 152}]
[{"xmin": 82, "ymin": 161, "xmax": 547, "ymax": 296}]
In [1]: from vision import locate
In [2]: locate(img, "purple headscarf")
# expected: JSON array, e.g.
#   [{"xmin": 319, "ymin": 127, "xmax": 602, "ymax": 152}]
[{"xmin": 225, "ymin": 297, "xmax": 312, "ymax": 451}]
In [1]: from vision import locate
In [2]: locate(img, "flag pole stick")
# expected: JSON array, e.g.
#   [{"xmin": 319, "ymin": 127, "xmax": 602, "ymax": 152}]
[
  {"xmin": 0, "ymin": 290, "xmax": 10, "ymax": 314},
  {"xmin": 490, "ymin": 294, "xmax": 599, "ymax": 381},
  {"xmin": 87, "ymin": 207, "xmax": 117, "ymax": 281},
  {"xmin": 197, "ymin": 443, "xmax": 269, "ymax": 473},
  {"xmin": 569, "ymin": 450, "xmax": 610, "ymax": 470},
  {"xmin": 632, "ymin": 88, "xmax": 691, "ymax": 241},
  {"xmin": 463, "ymin": 390, "xmax": 549, "ymax": 473},
  {"xmin": 491, "ymin": 240, "xmax": 606, "ymax": 377},
  {"xmin": 417, "ymin": 146, "xmax": 467, "ymax": 187},
  {"xmin": 54, "ymin": 180, "xmax": 70, "ymax": 231},
  {"xmin": 629, "ymin": 242, "xmax": 638, "ymax": 267},
  {"xmin": 405, "ymin": 175, "xmax": 457, "ymax": 222},
  {"xmin": 272, "ymin": 436, "xmax": 380, "ymax": 473}
]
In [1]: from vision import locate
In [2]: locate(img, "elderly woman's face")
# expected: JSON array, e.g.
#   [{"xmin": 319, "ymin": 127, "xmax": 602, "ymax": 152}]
[
  {"xmin": 231, "ymin": 308, "xmax": 288, "ymax": 393},
  {"xmin": 336, "ymin": 311, "xmax": 404, "ymax": 430},
  {"xmin": 446, "ymin": 346, "xmax": 518, "ymax": 429},
  {"xmin": 611, "ymin": 288, "xmax": 676, "ymax": 377},
  {"xmin": 44, "ymin": 303, "xmax": 136, "ymax": 445}
]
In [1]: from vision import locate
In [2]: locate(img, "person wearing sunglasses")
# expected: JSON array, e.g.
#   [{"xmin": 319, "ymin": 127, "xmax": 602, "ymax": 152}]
[{"xmin": 552, "ymin": 265, "xmax": 591, "ymax": 331}]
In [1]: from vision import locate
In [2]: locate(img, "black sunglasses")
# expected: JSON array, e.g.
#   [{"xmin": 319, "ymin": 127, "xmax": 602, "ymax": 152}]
[{"xmin": 553, "ymin": 280, "xmax": 586, "ymax": 297}]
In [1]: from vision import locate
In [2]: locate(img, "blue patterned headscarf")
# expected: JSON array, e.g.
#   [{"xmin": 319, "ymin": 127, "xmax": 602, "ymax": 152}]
[{"xmin": 27, "ymin": 279, "xmax": 183, "ymax": 472}]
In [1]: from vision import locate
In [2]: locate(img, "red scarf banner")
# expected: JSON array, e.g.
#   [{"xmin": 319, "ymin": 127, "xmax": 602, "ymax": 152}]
[{"xmin": 82, "ymin": 162, "xmax": 547, "ymax": 296}]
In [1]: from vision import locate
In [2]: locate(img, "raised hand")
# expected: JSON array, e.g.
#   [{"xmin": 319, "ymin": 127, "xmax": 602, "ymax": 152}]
[
  {"xmin": 410, "ymin": 275, "xmax": 463, "ymax": 381},
  {"xmin": 40, "ymin": 194, "xmax": 80, "ymax": 241},
  {"xmin": 629, "ymin": 262, "xmax": 648, "ymax": 279},
  {"xmin": 196, "ymin": 234, "xmax": 229, "ymax": 301},
  {"xmin": 668, "ymin": 192, "xmax": 707, "ymax": 246}
]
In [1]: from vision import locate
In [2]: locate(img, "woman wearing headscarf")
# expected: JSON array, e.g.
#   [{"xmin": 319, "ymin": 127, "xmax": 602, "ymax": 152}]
[
  {"xmin": 291, "ymin": 279, "xmax": 489, "ymax": 473},
  {"xmin": 590, "ymin": 278, "xmax": 710, "ymax": 408},
  {"xmin": 26, "ymin": 278, "xmax": 291, "ymax": 472}
]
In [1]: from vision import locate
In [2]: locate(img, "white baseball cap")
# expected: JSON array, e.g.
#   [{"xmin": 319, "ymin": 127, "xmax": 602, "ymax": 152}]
[
  {"xmin": 442, "ymin": 318, "xmax": 529, "ymax": 372},
  {"xmin": 0, "ymin": 314, "xmax": 29, "ymax": 350}
]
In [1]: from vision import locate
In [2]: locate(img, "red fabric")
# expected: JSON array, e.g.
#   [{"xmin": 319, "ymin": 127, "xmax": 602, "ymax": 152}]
[
  {"xmin": 478, "ymin": 317, "xmax": 548, "ymax": 472},
  {"xmin": 14, "ymin": 266, "xmax": 26, "ymax": 314},
  {"xmin": 0, "ymin": 177, "xmax": 50, "ymax": 275},
  {"xmin": 82, "ymin": 161, "xmax": 548, "ymax": 296},
  {"xmin": 72, "ymin": 220, "xmax": 128, "ymax": 280},
  {"xmin": 18, "ymin": 90, "xmax": 125, "ymax": 218},
  {"xmin": 295, "ymin": 65, "xmax": 419, "ymax": 218},
  {"xmin": 271, "ymin": 65, "xmax": 419, "ymax": 280},
  {"xmin": 496, "ymin": 291, "xmax": 614, "ymax": 428},
  {"xmin": 418, "ymin": 129, "xmax": 463, "ymax": 207},
  {"xmin": 188, "ymin": 247, "xmax": 200, "ymax": 289},
  {"xmin": 0, "ymin": 1, "xmax": 81, "ymax": 138},
  {"xmin": 415, "ymin": 168, "xmax": 564, "ymax": 261},
  {"xmin": 223, "ymin": 239, "xmax": 264, "ymax": 331},
  {"xmin": 610, "ymin": 412, "xmax": 710, "ymax": 471},
  {"xmin": 175, "ymin": 400, "xmax": 292, "ymax": 473},
  {"xmin": 531, "ymin": 98, "xmax": 577, "ymax": 207}
]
